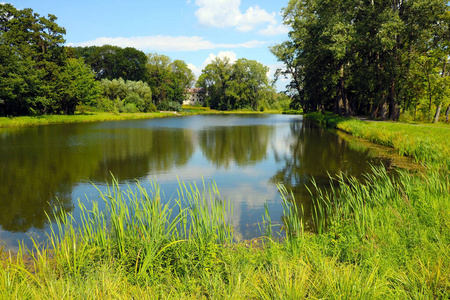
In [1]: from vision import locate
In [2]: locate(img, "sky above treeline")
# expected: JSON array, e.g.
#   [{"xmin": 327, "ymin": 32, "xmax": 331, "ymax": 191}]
[{"xmin": 6, "ymin": 0, "xmax": 291, "ymax": 90}]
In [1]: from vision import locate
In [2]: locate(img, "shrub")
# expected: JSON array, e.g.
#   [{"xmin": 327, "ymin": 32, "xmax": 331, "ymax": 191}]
[{"xmin": 157, "ymin": 101, "xmax": 182, "ymax": 112}]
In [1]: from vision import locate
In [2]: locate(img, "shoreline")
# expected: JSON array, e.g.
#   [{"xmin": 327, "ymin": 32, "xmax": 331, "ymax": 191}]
[{"xmin": 0, "ymin": 108, "xmax": 282, "ymax": 129}]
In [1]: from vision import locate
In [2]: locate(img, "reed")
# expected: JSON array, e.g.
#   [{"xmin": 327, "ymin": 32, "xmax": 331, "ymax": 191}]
[{"xmin": 1, "ymin": 166, "xmax": 448, "ymax": 298}]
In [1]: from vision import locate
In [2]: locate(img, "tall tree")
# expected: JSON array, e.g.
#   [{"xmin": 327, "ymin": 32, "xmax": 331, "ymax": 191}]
[
  {"xmin": 55, "ymin": 58, "xmax": 101, "ymax": 115},
  {"xmin": 146, "ymin": 53, "xmax": 194, "ymax": 104},
  {"xmin": 197, "ymin": 57, "xmax": 270, "ymax": 110},
  {"xmin": 273, "ymin": 0, "xmax": 449, "ymax": 121},
  {"xmin": 0, "ymin": 3, "xmax": 66, "ymax": 116},
  {"xmin": 74, "ymin": 45, "xmax": 148, "ymax": 82}
]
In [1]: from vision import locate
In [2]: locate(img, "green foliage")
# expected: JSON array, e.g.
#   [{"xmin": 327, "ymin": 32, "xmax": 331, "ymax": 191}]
[
  {"xmin": 156, "ymin": 101, "xmax": 182, "ymax": 112},
  {"xmin": 274, "ymin": 0, "xmax": 450, "ymax": 121},
  {"xmin": 146, "ymin": 53, "xmax": 194, "ymax": 105},
  {"xmin": 197, "ymin": 57, "xmax": 271, "ymax": 111},
  {"xmin": 73, "ymin": 45, "xmax": 149, "ymax": 82},
  {"xmin": 55, "ymin": 58, "xmax": 101, "ymax": 115},
  {"xmin": 0, "ymin": 3, "xmax": 67, "ymax": 116},
  {"xmin": 100, "ymin": 78, "xmax": 154, "ymax": 112}
]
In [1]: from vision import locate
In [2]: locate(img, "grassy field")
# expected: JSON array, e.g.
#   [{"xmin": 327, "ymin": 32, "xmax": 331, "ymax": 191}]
[
  {"xmin": 1, "ymin": 111, "xmax": 449, "ymax": 299},
  {"xmin": 0, "ymin": 107, "xmax": 283, "ymax": 129},
  {"xmin": 0, "ymin": 112, "xmax": 178, "ymax": 128}
]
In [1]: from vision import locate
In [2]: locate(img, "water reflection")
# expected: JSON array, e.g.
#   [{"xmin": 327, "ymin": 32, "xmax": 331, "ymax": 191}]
[
  {"xmin": 199, "ymin": 125, "xmax": 273, "ymax": 168},
  {"xmin": 271, "ymin": 120, "xmax": 392, "ymax": 225},
  {"xmin": 0, "ymin": 115, "xmax": 397, "ymax": 247},
  {"xmin": 0, "ymin": 122, "xmax": 194, "ymax": 232}
]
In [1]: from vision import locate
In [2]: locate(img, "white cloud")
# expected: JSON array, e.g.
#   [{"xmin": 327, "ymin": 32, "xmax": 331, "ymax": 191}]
[
  {"xmin": 195, "ymin": 0, "xmax": 276, "ymax": 32},
  {"xmin": 187, "ymin": 51, "xmax": 238, "ymax": 82},
  {"xmin": 202, "ymin": 51, "xmax": 238, "ymax": 67},
  {"xmin": 259, "ymin": 24, "xmax": 290, "ymax": 36},
  {"xmin": 187, "ymin": 63, "xmax": 201, "ymax": 78},
  {"xmin": 67, "ymin": 35, "xmax": 267, "ymax": 52}
]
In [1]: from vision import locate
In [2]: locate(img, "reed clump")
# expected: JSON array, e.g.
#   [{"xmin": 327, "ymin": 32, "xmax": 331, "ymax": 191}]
[{"xmin": 1, "ymin": 164, "xmax": 449, "ymax": 299}]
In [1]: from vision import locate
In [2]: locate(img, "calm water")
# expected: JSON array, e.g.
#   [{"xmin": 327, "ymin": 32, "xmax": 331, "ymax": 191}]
[{"xmin": 0, "ymin": 114, "xmax": 393, "ymax": 250}]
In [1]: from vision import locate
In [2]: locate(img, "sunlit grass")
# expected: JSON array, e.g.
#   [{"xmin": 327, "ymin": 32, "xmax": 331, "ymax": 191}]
[
  {"xmin": 1, "ymin": 164, "xmax": 449, "ymax": 298},
  {"xmin": 306, "ymin": 112, "xmax": 450, "ymax": 170},
  {"xmin": 0, "ymin": 108, "xmax": 284, "ymax": 128},
  {"xmin": 0, "ymin": 112, "xmax": 177, "ymax": 128}
]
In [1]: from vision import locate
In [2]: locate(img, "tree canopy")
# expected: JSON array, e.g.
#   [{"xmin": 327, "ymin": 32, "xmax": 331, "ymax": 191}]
[
  {"xmin": 197, "ymin": 57, "xmax": 270, "ymax": 110},
  {"xmin": 73, "ymin": 45, "xmax": 149, "ymax": 82},
  {"xmin": 273, "ymin": 0, "xmax": 450, "ymax": 121},
  {"xmin": 0, "ymin": 4, "xmax": 100, "ymax": 116},
  {"xmin": 146, "ymin": 53, "xmax": 195, "ymax": 104}
]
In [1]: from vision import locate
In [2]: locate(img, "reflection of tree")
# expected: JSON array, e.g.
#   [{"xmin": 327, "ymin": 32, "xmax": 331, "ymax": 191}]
[
  {"xmin": 90, "ymin": 127, "xmax": 194, "ymax": 180},
  {"xmin": 272, "ymin": 120, "xmax": 390, "ymax": 224},
  {"xmin": 0, "ymin": 126, "xmax": 95, "ymax": 232},
  {"xmin": 199, "ymin": 125, "xmax": 273, "ymax": 168},
  {"xmin": 0, "ymin": 123, "xmax": 194, "ymax": 232}
]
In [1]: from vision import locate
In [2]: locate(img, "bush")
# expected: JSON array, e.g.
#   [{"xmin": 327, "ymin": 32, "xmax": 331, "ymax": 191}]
[
  {"xmin": 123, "ymin": 103, "xmax": 139, "ymax": 113},
  {"xmin": 145, "ymin": 102, "xmax": 157, "ymax": 112},
  {"xmin": 157, "ymin": 101, "xmax": 182, "ymax": 112},
  {"xmin": 95, "ymin": 98, "xmax": 115, "ymax": 112}
]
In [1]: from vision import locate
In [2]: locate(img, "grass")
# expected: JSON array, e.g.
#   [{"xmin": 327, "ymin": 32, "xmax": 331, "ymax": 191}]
[
  {"xmin": 0, "ymin": 107, "xmax": 284, "ymax": 128},
  {"xmin": 0, "ymin": 112, "xmax": 177, "ymax": 128},
  {"xmin": 1, "ymin": 110, "xmax": 449, "ymax": 298},
  {"xmin": 1, "ymin": 164, "xmax": 449, "ymax": 298},
  {"xmin": 305, "ymin": 112, "xmax": 450, "ymax": 169}
]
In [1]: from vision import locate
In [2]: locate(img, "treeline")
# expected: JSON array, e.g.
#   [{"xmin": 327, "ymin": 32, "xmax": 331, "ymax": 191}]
[
  {"xmin": 0, "ymin": 4, "xmax": 195, "ymax": 116},
  {"xmin": 0, "ymin": 3, "xmax": 289, "ymax": 117},
  {"xmin": 273, "ymin": 0, "xmax": 450, "ymax": 122},
  {"xmin": 197, "ymin": 57, "xmax": 290, "ymax": 111}
]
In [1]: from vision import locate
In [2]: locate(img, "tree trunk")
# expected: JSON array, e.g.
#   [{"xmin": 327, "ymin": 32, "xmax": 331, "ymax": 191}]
[
  {"xmin": 433, "ymin": 102, "xmax": 442, "ymax": 123},
  {"xmin": 335, "ymin": 64, "xmax": 347, "ymax": 116},
  {"xmin": 445, "ymin": 104, "xmax": 450, "ymax": 122},
  {"xmin": 389, "ymin": 79, "xmax": 399, "ymax": 121},
  {"xmin": 380, "ymin": 101, "xmax": 389, "ymax": 120},
  {"xmin": 370, "ymin": 104, "xmax": 379, "ymax": 119}
]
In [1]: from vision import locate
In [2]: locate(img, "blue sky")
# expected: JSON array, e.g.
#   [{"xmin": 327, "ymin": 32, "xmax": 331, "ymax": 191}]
[{"xmin": 7, "ymin": 0, "xmax": 291, "ymax": 90}]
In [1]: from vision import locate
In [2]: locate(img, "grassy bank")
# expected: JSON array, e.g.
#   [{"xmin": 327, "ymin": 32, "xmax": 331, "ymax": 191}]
[
  {"xmin": 0, "ymin": 107, "xmax": 283, "ymax": 128},
  {"xmin": 0, "ymin": 112, "xmax": 178, "ymax": 128},
  {"xmin": 1, "ymin": 164, "xmax": 449, "ymax": 298},
  {"xmin": 306, "ymin": 112, "xmax": 450, "ymax": 169}
]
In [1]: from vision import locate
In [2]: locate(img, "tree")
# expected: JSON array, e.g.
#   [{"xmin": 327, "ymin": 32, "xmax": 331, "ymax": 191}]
[
  {"xmin": 100, "ymin": 78, "xmax": 154, "ymax": 112},
  {"xmin": 197, "ymin": 57, "xmax": 270, "ymax": 110},
  {"xmin": 146, "ymin": 53, "xmax": 194, "ymax": 104},
  {"xmin": 228, "ymin": 58, "xmax": 270, "ymax": 110},
  {"xmin": 273, "ymin": 0, "xmax": 449, "ymax": 121},
  {"xmin": 170, "ymin": 59, "xmax": 195, "ymax": 103},
  {"xmin": 197, "ymin": 57, "xmax": 233, "ymax": 110},
  {"xmin": 0, "ymin": 3, "xmax": 66, "ymax": 116},
  {"xmin": 55, "ymin": 58, "xmax": 101, "ymax": 115},
  {"xmin": 74, "ymin": 45, "xmax": 148, "ymax": 82}
]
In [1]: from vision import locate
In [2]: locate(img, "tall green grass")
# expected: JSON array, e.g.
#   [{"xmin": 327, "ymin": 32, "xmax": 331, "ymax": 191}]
[{"xmin": 1, "ymin": 166, "xmax": 449, "ymax": 298}]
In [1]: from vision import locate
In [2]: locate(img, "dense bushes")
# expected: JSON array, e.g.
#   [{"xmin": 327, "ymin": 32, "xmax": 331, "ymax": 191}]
[{"xmin": 99, "ymin": 78, "xmax": 156, "ymax": 113}]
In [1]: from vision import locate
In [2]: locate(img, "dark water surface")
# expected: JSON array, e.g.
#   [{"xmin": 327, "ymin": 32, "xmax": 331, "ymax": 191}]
[{"xmin": 0, "ymin": 114, "xmax": 394, "ymax": 250}]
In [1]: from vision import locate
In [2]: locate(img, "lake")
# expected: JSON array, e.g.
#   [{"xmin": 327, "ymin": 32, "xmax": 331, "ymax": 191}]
[{"xmin": 0, "ymin": 114, "xmax": 395, "ymax": 250}]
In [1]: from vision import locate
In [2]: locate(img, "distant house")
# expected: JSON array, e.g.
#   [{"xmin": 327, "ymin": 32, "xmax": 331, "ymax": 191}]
[{"xmin": 183, "ymin": 88, "xmax": 207, "ymax": 106}]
